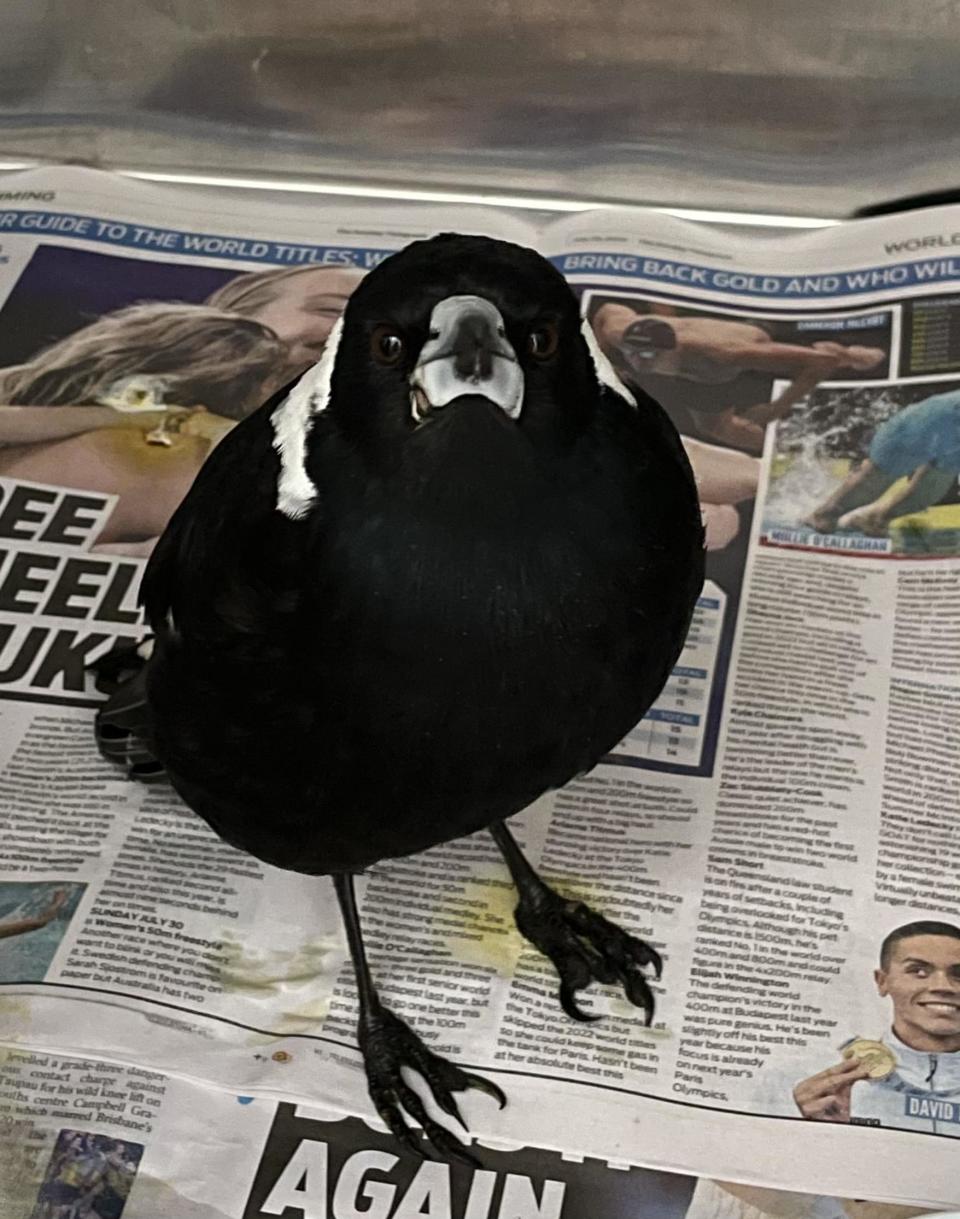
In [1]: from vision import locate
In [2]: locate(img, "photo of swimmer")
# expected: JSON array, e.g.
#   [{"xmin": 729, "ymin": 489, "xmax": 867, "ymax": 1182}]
[{"xmin": 761, "ymin": 378, "xmax": 960, "ymax": 557}]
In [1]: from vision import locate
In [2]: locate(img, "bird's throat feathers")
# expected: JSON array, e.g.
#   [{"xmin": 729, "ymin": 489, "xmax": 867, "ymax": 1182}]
[{"xmin": 321, "ymin": 394, "xmax": 547, "ymax": 533}]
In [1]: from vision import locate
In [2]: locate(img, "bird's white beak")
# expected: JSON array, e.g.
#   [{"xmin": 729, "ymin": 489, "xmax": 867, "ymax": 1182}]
[{"xmin": 409, "ymin": 295, "xmax": 523, "ymax": 423}]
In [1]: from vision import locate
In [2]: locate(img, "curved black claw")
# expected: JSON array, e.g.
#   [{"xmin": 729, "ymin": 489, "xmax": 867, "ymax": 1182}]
[
  {"xmin": 514, "ymin": 885, "xmax": 662, "ymax": 1025},
  {"xmin": 358, "ymin": 1009, "xmax": 506, "ymax": 1164}
]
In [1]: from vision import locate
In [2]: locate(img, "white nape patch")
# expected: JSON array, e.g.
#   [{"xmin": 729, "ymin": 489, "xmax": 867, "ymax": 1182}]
[
  {"xmin": 270, "ymin": 315, "xmax": 344, "ymax": 519},
  {"xmin": 580, "ymin": 318, "xmax": 636, "ymax": 407}
]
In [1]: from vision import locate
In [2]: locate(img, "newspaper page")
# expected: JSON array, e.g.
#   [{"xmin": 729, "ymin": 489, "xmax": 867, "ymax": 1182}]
[
  {"xmin": 540, "ymin": 208, "xmax": 960, "ymax": 1201},
  {"xmin": 0, "ymin": 166, "xmax": 959, "ymax": 1208},
  {"xmin": 2, "ymin": 1045, "xmax": 879, "ymax": 1219}
]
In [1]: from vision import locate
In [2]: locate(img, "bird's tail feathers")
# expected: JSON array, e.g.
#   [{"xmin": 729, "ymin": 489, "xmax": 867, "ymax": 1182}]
[{"xmin": 90, "ymin": 640, "xmax": 167, "ymax": 782}]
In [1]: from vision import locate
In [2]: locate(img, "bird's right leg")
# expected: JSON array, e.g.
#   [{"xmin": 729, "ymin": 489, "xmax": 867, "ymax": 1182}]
[{"xmin": 333, "ymin": 873, "xmax": 505, "ymax": 1162}]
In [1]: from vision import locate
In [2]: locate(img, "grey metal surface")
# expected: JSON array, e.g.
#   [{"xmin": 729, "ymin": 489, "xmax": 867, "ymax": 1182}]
[{"xmin": 1, "ymin": 0, "xmax": 958, "ymax": 218}]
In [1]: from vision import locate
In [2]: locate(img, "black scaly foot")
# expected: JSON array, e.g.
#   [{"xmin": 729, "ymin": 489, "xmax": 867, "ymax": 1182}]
[
  {"xmin": 359, "ymin": 1008, "xmax": 505, "ymax": 1165},
  {"xmin": 490, "ymin": 821, "xmax": 662, "ymax": 1024},
  {"xmin": 514, "ymin": 882, "xmax": 661, "ymax": 1023},
  {"xmin": 335, "ymin": 873, "xmax": 506, "ymax": 1163}
]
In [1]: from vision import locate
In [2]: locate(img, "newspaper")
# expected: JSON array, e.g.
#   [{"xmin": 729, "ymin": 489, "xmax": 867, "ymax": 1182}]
[
  {"xmin": 1, "ymin": 165, "xmax": 960, "ymax": 1211},
  {"xmin": 1, "ymin": 1047, "xmax": 866, "ymax": 1219}
]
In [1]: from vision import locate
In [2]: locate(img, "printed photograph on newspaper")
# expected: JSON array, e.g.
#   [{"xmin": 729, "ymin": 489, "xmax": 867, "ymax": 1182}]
[
  {"xmin": 0, "ymin": 881, "xmax": 86, "ymax": 982},
  {"xmin": 0, "ymin": 244, "xmax": 362, "ymax": 559},
  {"xmin": 580, "ymin": 291, "xmax": 894, "ymax": 777},
  {"xmin": 761, "ymin": 376, "xmax": 960, "ymax": 558},
  {"xmin": 756, "ymin": 917, "xmax": 960, "ymax": 1139},
  {"xmin": 29, "ymin": 1127, "xmax": 144, "ymax": 1219}
]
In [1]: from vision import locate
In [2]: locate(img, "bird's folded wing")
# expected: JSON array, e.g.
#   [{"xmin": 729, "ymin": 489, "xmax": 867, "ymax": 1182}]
[{"xmin": 140, "ymin": 386, "xmax": 311, "ymax": 643}]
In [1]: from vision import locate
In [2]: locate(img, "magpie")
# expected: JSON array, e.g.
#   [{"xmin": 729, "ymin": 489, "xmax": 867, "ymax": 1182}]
[{"xmin": 93, "ymin": 234, "xmax": 705, "ymax": 1160}]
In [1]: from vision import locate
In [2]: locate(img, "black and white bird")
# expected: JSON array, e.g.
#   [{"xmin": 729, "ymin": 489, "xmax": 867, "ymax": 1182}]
[{"xmin": 94, "ymin": 234, "xmax": 704, "ymax": 1159}]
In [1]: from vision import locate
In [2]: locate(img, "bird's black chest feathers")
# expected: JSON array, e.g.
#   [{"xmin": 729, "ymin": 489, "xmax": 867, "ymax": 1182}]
[
  {"xmin": 318, "ymin": 411, "xmax": 630, "ymax": 732},
  {"xmin": 151, "ymin": 403, "xmax": 696, "ymax": 875},
  {"xmin": 143, "ymin": 235, "xmax": 704, "ymax": 875}
]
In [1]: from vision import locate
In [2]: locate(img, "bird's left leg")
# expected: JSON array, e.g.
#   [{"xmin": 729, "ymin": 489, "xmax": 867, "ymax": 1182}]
[
  {"xmin": 333, "ymin": 873, "xmax": 505, "ymax": 1163},
  {"xmin": 489, "ymin": 821, "xmax": 662, "ymax": 1024}
]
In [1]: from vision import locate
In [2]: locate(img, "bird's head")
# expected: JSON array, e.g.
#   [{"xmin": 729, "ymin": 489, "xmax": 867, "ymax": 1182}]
[{"xmin": 271, "ymin": 233, "xmax": 634, "ymax": 516}]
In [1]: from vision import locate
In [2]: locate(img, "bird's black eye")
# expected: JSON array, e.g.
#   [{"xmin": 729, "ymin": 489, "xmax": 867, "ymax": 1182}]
[
  {"xmin": 527, "ymin": 321, "xmax": 559, "ymax": 359},
  {"xmin": 370, "ymin": 325, "xmax": 405, "ymax": 365}
]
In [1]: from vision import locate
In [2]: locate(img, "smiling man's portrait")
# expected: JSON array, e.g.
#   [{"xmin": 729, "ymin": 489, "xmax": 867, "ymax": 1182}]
[{"xmin": 792, "ymin": 921, "xmax": 960, "ymax": 1135}]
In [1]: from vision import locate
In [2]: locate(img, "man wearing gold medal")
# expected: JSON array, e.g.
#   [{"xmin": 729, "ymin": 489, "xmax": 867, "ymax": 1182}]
[{"xmin": 793, "ymin": 922, "xmax": 960, "ymax": 1134}]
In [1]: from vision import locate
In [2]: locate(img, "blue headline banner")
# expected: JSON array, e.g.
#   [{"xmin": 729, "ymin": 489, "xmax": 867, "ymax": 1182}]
[
  {"xmin": 3, "ymin": 209, "xmax": 960, "ymax": 299},
  {"xmin": 557, "ymin": 251, "xmax": 960, "ymax": 298},
  {"xmin": 0, "ymin": 210, "xmax": 396, "ymax": 269}
]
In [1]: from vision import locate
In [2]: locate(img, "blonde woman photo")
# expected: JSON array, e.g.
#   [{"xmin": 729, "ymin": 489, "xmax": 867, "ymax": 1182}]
[
  {"xmin": 0, "ymin": 302, "xmax": 288, "ymax": 554},
  {"xmin": 205, "ymin": 264, "xmax": 362, "ymax": 375}
]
